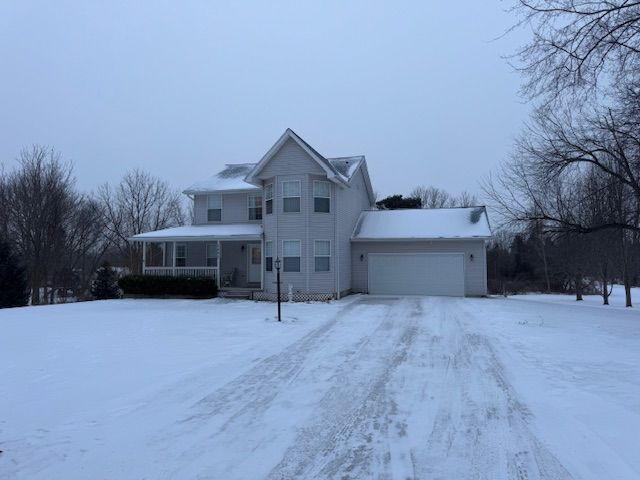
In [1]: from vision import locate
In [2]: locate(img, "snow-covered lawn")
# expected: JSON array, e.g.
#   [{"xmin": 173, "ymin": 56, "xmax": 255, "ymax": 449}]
[{"xmin": 0, "ymin": 294, "xmax": 638, "ymax": 479}]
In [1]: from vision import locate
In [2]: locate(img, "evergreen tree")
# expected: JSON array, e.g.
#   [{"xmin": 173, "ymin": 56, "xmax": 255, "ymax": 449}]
[
  {"xmin": 0, "ymin": 239, "xmax": 29, "ymax": 308},
  {"xmin": 91, "ymin": 262, "xmax": 121, "ymax": 300},
  {"xmin": 375, "ymin": 194, "xmax": 422, "ymax": 210}
]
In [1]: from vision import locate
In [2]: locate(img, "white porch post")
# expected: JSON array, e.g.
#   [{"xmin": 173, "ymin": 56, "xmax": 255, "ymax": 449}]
[
  {"xmin": 142, "ymin": 241, "xmax": 146, "ymax": 275},
  {"xmin": 260, "ymin": 238, "xmax": 264, "ymax": 291},
  {"xmin": 217, "ymin": 240, "xmax": 221, "ymax": 288},
  {"xmin": 172, "ymin": 241, "xmax": 176, "ymax": 276}
]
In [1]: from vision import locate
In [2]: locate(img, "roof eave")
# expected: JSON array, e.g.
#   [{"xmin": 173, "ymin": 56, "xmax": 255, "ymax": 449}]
[
  {"xmin": 129, "ymin": 234, "xmax": 262, "ymax": 242},
  {"xmin": 350, "ymin": 236, "xmax": 492, "ymax": 242},
  {"xmin": 182, "ymin": 186, "xmax": 261, "ymax": 195}
]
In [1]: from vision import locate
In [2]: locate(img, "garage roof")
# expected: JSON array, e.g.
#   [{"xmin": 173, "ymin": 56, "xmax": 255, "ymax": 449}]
[{"xmin": 352, "ymin": 207, "xmax": 492, "ymax": 241}]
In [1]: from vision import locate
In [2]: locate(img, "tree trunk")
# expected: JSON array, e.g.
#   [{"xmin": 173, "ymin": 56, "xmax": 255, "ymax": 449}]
[
  {"xmin": 602, "ymin": 276, "xmax": 609, "ymax": 305},
  {"xmin": 621, "ymin": 231, "xmax": 633, "ymax": 307},
  {"xmin": 575, "ymin": 275, "xmax": 583, "ymax": 301},
  {"xmin": 624, "ymin": 268, "xmax": 633, "ymax": 307},
  {"xmin": 540, "ymin": 236, "xmax": 551, "ymax": 293}
]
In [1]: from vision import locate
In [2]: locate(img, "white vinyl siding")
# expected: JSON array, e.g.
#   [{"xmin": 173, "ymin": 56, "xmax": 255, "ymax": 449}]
[
  {"xmin": 207, "ymin": 194, "xmax": 222, "ymax": 222},
  {"xmin": 283, "ymin": 240, "xmax": 301, "ymax": 272},
  {"xmin": 206, "ymin": 243, "xmax": 218, "ymax": 267},
  {"xmin": 265, "ymin": 183, "xmax": 273, "ymax": 215},
  {"xmin": 248, "ymin": 193, "xmax": 263, "ymax": 220},
  {"xmin": 313, "ymin": 181, "xmax": 331, "ymax": 213},
  {"xmin": 175, "ymin": 243, "xmax": 186, "ymax": 267},
  {"xmin": 314, "ymin": 240, "xmax": 331, "ymax": 272},
  {"xmin": 265, "ymin": 241, "xmax": 273, "ymax": 272},
  {"xmin": 282, "ymin": 181, "xmax": 301, "ymax": 213}
]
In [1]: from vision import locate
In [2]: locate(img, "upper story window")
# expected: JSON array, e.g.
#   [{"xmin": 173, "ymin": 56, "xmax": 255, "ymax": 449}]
[
  {"xmin": 175, "ymin": 243, "xmax": 186, "ymax": 267},
  {"xmin": 265, "ymin": 184, "xmax": 273, "ymax": 215},
  {"xmin": 313, "ymin": 181, "xmax": 331, "ymax": 213},
  {"xmin": 265, "ymin": 241, "xmax": 273, "ymax": 272},
  {"xmin": 282, "ymin": 181, "xmax": 301, "ymax": 213},
  {"xmin": 283, "ymin": 239, "xmax": 301, "ymax": 272},
  {"xmin": 248, "ymin": 193, "xmax": 263, "ymax": 220},
  {"xmin": 207, "ymin": 194, "xmax": 222, "ymax": 222}
]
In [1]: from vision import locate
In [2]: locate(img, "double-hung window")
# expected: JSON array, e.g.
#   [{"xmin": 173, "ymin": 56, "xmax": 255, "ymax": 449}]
[
  {"xmin": 282, "ymin": 181, "xmax": 301, "ymax": 213},
  {"xmin": 265, "ymin": 184, "xmax": 273, "ymax": 215},
  {"xmin": 313, "ymin": 181, "xmax": 331, "ymax": 213},
  {"xmin": 283, "ymin": 240, "xmax": 301, "ymax": 272},
  {"xmin": 207, "ymin": 194, "xmax": 222, "ymax": 222},
  {"xmin": 206, "ymin": 243, "xmax": 218, "ymax": 267},
  {"xmin": 175, "ymin": 243, "xmax": 186, "ymax": 267},
  {"xmin": 248, "ymin": 193, "xmax": 263, "ymax": 220},
  {"xmin": 265, "ymin": 241, "xmax": 273, "ymax": 272},
  {"xmin": 314, "ymin": 240, "xmax": 331, "ymax": 272}
]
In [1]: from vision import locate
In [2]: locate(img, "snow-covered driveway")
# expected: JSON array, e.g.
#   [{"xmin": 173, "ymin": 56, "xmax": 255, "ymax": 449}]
[{"xmin": 1, "ymin": 295, "xmax": 638, "ymax": 479}]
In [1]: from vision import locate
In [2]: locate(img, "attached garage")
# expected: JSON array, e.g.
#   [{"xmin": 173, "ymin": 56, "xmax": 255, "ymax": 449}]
[
  {"xmin": 350, "ymin": 208, "xmax": 492, "ymax": 297},
  {"xmin": 368, "ymin": 253, "xmax": 465, "ymax": 296}
]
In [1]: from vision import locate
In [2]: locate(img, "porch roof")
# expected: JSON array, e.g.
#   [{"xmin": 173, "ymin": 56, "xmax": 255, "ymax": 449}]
[{"xmin": 129, "ymin": 224, "xmax": 263, "ymax": 242}]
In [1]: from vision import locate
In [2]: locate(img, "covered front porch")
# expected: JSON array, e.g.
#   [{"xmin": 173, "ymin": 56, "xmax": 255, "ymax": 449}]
[{"xmin": 130, "ymin": 224, "xmax": 264, "ymax": 291}]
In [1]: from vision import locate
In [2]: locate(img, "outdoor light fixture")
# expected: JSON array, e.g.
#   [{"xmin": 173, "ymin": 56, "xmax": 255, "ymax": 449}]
[
  {"xmin": 241, "ymin": 245, "xmax": 245, "ymax": 252},
  {"xmin": 470, "ymin": 254, "xmax": 474, "ymax": 261},
  {"xmin": 360, "ymin": 254, "xmax": 364, "ymax": 261},
  {"xmin": 274, "ymin": 257, "xmax": 282, "ymax": 322}
]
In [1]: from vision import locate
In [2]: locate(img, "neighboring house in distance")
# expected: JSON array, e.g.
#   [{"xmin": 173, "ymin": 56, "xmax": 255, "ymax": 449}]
[{"xmin": 131, "ymin": 129, "xmax": 491, "ymax": 300}]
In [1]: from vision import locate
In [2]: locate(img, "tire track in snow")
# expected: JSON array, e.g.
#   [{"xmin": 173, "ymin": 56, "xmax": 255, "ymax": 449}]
[
  {"xmin": 153, "ymin": 297, "xmax": 400, "ymax": 478},
  {"xmin": 412, "ymin": 298, "xmax": 573, "ymax": 480},
  {"xmin": 265, "ymin": 297, "xmax": 424, "ymax": 480}
]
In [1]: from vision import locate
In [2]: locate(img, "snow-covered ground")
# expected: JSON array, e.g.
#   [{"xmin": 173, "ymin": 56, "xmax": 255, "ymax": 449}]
[{"xmin": 0, "ymin": 293, "xmax": 638, "ymax": 479}]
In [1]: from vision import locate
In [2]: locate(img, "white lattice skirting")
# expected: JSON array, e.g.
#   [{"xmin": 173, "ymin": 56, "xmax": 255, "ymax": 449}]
[{"xmin": 251, "ymin": 291, "xmax": 335, "ymax": 302}]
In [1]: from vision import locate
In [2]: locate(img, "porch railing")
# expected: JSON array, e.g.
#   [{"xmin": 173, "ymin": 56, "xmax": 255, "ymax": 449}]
[{"xmin": 142, "ymin": 266, "xmax": 219, "ymax": 280}]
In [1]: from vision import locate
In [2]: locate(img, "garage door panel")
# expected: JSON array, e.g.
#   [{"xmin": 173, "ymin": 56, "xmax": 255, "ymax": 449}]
[{"xmin": 368, "ymin": 253, "xmax": 464, "ymax": 296}]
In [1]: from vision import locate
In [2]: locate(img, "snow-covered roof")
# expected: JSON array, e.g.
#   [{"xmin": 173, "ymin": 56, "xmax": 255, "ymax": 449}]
[
  {"xmin": 244, "ymin": 129, "xmax": 350, "ymax": 186},
  {"xmin": 327, "ymin": 156, "xmax": 364, "ymax": 181},
  {"xmin": 183, "ymin": 163, "xmax": 259, "ymax": 195},
  {"xmin": 352, "ymin": 207, "xmax": 492, "ymax": 241},
  {"xmin": 129, "ymin": 224, "xmax": 263, "ymax": 242}
]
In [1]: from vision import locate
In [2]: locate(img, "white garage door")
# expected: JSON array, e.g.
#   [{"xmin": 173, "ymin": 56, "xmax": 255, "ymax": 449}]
[{"xmin": 368, "ymin": 253, "xmax": 465, "ymax": 296}]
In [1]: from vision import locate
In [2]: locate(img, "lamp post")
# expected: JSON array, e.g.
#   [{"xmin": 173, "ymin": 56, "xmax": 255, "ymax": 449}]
[{"xmin": 274, "ymin": 257, "xmax": 282, "ymax": 322}]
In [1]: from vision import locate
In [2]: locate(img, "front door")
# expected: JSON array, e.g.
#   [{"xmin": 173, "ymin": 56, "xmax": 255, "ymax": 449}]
[{"xmin": 248, "ymin": 245, "xmax": 261, "ymax": 284}]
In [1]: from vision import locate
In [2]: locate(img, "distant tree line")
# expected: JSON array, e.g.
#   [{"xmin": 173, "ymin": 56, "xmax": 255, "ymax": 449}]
[{"xmin": 0, "ymin": 145, "xmax": 184, "ymax": 307}]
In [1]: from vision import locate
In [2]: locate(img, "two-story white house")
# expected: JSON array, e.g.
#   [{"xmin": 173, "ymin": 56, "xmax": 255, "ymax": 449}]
[{"xmin": 131, "ymin": 129, "xmax": 491, "ymax": 300}]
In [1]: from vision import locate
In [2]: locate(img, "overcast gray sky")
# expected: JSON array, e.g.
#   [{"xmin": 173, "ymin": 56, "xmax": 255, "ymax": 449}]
[{"xmin": 0, "ymin": 1, "xmax": 529, "ymax": 199}]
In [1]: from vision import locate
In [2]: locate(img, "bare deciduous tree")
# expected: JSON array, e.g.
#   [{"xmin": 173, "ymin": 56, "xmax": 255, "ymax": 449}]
[
  {"xmin": 98, "ymin": 169, "xmax": 184, "ymax": 273},
  {"xmin": 410, "ymin": 186, "xmax": 479, "ymax": 209},
  {"xmin": 512, "ymin": 1, "xmax": 640, "ymax": 100},
  {"xmin": 3, "ymin": 146, "xmax": 80, "ymax": 303}
]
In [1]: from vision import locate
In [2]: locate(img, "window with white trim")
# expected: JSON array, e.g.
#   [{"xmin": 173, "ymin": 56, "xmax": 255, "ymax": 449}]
[
  {"xmin": 283, "ymin": 240, "xmax": 301, "ymax": 272},
  {"xmin": 265, "ymin": 183, "xmax": 273, "ymax": 215},
  {"xmin": 248, "ymin": 193, "xmax": 263, "ymax": 220},
  {"xmin": 313, "ymin": 181, "xmax": 331, "ymax": 213},
  {"xmin": 206, "ymin": 243, "xmax": 218, "ymax": 267},
  {"xmin": 282, "ymin": 181, "xmax": 301, "ymax": 213},
  {"xmin": 175, "ymin": 243, "xmax": 186, "ymax": 267},
  {"xmin": 207, "ymin": 194, "xmax": 222, "ymax": 222},
  {"xmin": 314, "ymin": 240, "xmax": 331, "ymax": 272},
  {"xmin": 265, "ymin": 241, "xmax": 273, "ymax": 272}
]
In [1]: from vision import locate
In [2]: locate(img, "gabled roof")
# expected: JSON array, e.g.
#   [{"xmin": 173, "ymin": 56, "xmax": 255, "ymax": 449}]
[
  {"xmin": 183, "ymin": 163, "xmax": 259, "ymax": 195},
  {"xmin": 352, "ymin": 206, "xmax": 492, "ymax": 241},
  {"xmin": 244, "ymin": 128, "xmax": 349, "ymax": 186},
  {"xmin": 327, "ymin": 156, "xmax": 364, "ymax": 180}
]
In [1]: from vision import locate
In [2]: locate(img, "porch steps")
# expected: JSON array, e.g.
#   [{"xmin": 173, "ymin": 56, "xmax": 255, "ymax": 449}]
[{"xmin": 220, "ymin": 290, "xmax": 253, "ymax": 300}]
